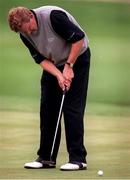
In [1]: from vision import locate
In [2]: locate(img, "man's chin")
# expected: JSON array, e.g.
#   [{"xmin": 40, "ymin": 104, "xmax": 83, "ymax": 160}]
[{"xmin": 31, "ymin": 29, "xmax": 38, "ymax": 35}]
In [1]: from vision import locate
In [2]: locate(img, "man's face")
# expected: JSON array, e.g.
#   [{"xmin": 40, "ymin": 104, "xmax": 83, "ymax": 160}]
[{"xmin": 20, "ymin": 17, "xmax": 37, "ymax": 35}]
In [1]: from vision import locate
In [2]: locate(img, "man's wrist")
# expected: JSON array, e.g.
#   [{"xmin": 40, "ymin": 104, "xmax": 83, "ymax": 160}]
[{"xmin": 65, "ymin": 62, "xmax": 74, "ymax": 68}]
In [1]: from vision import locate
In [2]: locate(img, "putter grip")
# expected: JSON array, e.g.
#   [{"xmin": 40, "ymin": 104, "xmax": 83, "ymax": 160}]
[{"xmin": 63, "ymin": 87, "xmax": 67, "ymax": 94}]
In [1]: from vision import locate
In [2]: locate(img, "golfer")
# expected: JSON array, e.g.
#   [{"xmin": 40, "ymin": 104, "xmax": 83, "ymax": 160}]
[{"xmin": 8, "ymin": 5, "xmax": 91, "ymax": 171}]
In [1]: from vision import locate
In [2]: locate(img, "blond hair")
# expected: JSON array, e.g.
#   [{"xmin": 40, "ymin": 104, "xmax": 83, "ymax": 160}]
[{"xmin": 8, "ymin": 7, "xmax": 33, "ymax": 32}]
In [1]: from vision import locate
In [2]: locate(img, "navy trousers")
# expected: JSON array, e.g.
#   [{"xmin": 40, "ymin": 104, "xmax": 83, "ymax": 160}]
[{"xmin": 37, "ymin": 48, "xmax": 91, "ymax": 163}]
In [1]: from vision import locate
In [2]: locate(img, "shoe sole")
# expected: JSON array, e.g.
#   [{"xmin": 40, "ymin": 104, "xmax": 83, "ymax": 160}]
[
  {"xmin": 24, "ymin": 166, "xmax": 43, "ymax": 169},
  {"xmin": 24, "ymin": 166, "xmax": 56, "ymax": 169},
  {"xmin": 60, "ymin": 167, "xmax": 87, "ymax": 171}
]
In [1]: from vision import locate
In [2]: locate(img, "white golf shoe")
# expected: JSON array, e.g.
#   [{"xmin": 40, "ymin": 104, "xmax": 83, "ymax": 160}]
[
  {"xmin": 24, "ymin": 157, "xmax": 56, "ymax": 169},
  {"xmin": 24, "ymin": 161, "xmax": 43, "ymax": 169},
  {"xmin": 60, "ymin": 162, "xmax": 87, "ymax": 171}
]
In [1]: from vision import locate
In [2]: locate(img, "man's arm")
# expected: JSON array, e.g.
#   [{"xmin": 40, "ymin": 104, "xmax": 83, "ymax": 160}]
[
  {"xmin": 63, "ymin": 39, "xmax": 84, "ymax": 81},
  {"xmin": 40, "ymin": 60, "xmax": 66, "ymax": 90},
  {"xmin": 50, "ymin": 10, "xmax": 85, "ymax": 44},
  {"xmin": 50, "ymin": 10, "xmax": 85, "ymax": 84},
  {"xmin": 20, "ymin": 34, "xmax": 46, "ymax": 64},
  {"xmin": 20, "ymin": 34, "xmax": 66, "ymax": 90}
]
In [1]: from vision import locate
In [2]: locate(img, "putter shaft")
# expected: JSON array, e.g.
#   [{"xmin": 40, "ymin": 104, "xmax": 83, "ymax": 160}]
[{"xmin": 50, "ymin": 90, "xmax": 66, "ymax": 159}]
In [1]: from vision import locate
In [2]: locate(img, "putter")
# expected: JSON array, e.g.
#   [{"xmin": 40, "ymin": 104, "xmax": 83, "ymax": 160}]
[{"xmin": 42, "ymin": 88, "xmax": 66, "ymax": 167}]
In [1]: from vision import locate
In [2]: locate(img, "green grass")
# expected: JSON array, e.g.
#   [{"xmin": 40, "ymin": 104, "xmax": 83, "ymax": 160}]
[{"xmin": 0, "ymin": 110, "xmax": 130, "ymax": 179}]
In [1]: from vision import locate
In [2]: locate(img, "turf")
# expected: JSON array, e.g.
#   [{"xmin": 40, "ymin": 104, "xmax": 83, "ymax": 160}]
[{"xmin": 0, "ymin": 111, "xmax": 130, "ymax": 179}]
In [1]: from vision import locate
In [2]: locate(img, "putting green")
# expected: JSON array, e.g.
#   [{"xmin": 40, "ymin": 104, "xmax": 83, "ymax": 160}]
[{"xmin": 0, "ymin": 110, "xmax": 130, "ymax": 179}]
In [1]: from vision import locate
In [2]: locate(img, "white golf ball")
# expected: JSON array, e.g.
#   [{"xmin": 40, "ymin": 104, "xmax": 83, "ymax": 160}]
[{"xmin": 97, "ymin": 170, "xmax": 103, "ymax": 176}]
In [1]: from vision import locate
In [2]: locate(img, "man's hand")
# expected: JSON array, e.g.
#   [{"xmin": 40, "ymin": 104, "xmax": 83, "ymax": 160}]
[
  {"xmin": 56, "ymin": 71, "xmax": 66, "ymax": 91},
  {"xmin": 40, "ymin": 59, "xmax": 74, "ymax": 91},
  {"xmin": 40, "ymin": 60, "xmax": 66, "ymax": 91},
  {"xmin": 63, "ymin": 64, "xmax": 74, "ymax": 91}
]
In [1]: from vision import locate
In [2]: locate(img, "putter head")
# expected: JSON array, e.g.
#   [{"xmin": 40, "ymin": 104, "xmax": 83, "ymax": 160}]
[{"xmin": 41, "ymin": 160, "xmax": 56, "ymax": 168}]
